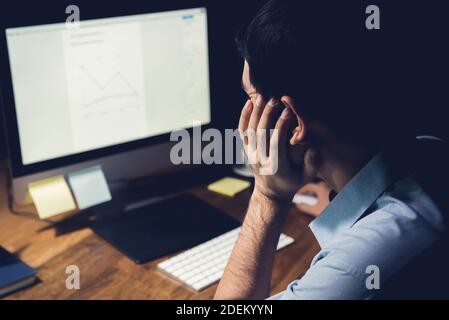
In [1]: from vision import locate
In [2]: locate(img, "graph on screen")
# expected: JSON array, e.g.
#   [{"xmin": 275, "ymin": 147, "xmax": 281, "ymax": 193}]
[
  {"xmin": 63, "ymin": 23, "xmax": 147, "ymax": 151},
  {"xmin": 80, "ymin": 66, "xmax": 139, "ymax": 109}
]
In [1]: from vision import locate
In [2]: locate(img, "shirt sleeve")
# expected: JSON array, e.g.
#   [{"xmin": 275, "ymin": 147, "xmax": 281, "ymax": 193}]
[
  {"xmin": 273, "ymin": 248, "xmax": 372, "ymax": 300},
  {"xmin": 270, "ymin": 195, "xmax": 443, "ymax": 300}
]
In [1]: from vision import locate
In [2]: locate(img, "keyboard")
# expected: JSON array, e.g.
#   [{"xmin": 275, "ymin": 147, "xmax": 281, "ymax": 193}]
[{"xmin": 157, "ymin": 227, "xmax": 295, "ymax": 291}]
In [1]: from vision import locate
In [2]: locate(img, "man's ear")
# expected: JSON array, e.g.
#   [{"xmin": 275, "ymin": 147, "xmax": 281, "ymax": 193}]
[{"xmin": 280, "ymin": 96, "xmax": 306, "ymax": 145}]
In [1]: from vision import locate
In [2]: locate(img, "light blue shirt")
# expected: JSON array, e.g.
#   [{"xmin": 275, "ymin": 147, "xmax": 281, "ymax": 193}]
[{"xmin": 271, "ymin": 149, "xmax": 446, "ymax": 300}]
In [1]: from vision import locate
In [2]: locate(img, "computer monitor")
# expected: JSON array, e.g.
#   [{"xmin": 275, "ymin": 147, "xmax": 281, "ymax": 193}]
[{"xmin": 0, "ymin": 7, "xmax": 211, "ymax": 204}]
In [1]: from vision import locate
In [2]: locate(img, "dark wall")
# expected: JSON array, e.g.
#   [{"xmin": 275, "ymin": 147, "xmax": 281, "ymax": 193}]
[{"xmin": 0, "ymin": 103, "xmax": 6, "ymax": 160}]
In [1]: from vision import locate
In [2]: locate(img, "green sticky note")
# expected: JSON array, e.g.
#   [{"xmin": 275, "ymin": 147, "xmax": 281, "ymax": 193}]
[{"xmin": 68, "ymin": 165, "xmax": 112, "ymax": 210}]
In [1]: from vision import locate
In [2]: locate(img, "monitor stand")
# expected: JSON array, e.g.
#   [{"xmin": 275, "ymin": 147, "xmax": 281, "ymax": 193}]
[
  {"xmin": 89, "ymin": 167, "xmax": 240, "ymax": 264},
  {"xmin": 90, "ymin": 194, "xmax": 239, "ymax": 264}
]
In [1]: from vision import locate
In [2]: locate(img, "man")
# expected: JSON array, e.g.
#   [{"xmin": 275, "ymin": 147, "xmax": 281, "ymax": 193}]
[{"xmin": 214, "ymin": 0, "xmax": 447, "ymax": 299}]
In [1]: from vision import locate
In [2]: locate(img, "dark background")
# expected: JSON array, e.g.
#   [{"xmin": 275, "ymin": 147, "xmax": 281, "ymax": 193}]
[{"xmin": 0, "ymin": 0, "xmax": 448, "ymax": 163}]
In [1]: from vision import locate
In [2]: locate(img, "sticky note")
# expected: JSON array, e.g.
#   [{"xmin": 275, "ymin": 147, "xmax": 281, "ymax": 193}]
[
  {"xmin": 29, "ymin": 175, "xmax": 77, "ymax": 219},
  {"xmin": 67, "ymin": 165, "xmax": 112, "ymax": 210},
  {"xmin": 207, "ymin": 177, "xmax": 251, "ymax": 197}
]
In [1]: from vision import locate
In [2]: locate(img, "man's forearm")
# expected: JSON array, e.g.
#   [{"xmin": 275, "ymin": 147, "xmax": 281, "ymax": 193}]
[{"xmin": 214, "ymin": 191, "xmax": 290, "ymax": 300}]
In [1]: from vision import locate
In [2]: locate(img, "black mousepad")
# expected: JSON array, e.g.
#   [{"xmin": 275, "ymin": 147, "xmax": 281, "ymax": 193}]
[{"xmin": 90, "ymin": 194, "xmax": 240, "ymax": 264}]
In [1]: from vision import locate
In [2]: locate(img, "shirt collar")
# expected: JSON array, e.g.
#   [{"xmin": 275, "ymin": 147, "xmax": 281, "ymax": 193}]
[{"xmin": 309, "ymin": 152, "xmax": 397, "ymax": 248}]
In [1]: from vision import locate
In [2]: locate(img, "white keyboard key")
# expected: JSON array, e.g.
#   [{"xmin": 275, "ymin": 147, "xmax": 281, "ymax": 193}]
[
  {"xmin": 192, "ymin": 282, "xmax": 207, "ymax": 291},
  {"xmin": 164, "ymin": 265, "xmax": 177, "ymax": 274},
  {"xmin": 158, "ymin": 227, "xmax": 294, "ymax": 291},
  {"xmin": 188, "ymin": 274, "xmax": 205, "ymax": 284}
]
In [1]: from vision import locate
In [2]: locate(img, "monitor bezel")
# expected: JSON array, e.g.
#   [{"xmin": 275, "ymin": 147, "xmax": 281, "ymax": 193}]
[{"xmin": 0, "ymin": 3, "xmax": 213, "ymax": 178}]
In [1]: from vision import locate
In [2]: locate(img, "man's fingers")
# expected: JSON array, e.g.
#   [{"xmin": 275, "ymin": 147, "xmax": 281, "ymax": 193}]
[
  {"xmin": 248, "ymin": 95, "xmax": 265, "ymax": 131},
  {"xmin": 270, "ymin": 107, "xmax": 292, "ymax": 157},
  {"xmin": 238, "ymin": 99, "xmax": 253, "ymax": 145},
  {"xmin": 246, "ymin": 95, "xmax": 264, "ymax": 157},
  {"xmin": 257, "ymin": 100, "xmax": 278, "ymax": 131},
  {"xmin": 257, "ymin": 100, "xmax": 279, "ymax": 160}
]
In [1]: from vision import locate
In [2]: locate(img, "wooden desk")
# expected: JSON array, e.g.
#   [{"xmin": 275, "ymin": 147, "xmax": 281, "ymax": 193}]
[{"xmin": 0, "ymin": 162, "xmax": 319, "ymax": 300}]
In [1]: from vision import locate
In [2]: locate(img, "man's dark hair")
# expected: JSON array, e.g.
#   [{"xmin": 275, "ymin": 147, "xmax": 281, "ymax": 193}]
[{"xmin": 236, "ymin": 0, "xmax": 414, "ymax": 147}]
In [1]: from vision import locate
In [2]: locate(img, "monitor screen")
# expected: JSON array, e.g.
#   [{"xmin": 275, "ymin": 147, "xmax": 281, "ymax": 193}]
[{"xmin": 5, "ymin": 7, "xmax": 210, "ymax": 165}]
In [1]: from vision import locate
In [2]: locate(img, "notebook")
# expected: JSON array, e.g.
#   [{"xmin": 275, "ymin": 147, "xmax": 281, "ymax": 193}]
[{"xmin": 0, "ymin": 247, "xmax": 37, "ymax": 297}]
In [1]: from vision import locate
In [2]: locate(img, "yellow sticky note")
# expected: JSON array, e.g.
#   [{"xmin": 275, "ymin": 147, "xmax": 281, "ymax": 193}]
[
  {"xmin": 207, "ymin": 177, "xmax": 251, "ymax": 197},
  {"xmin": 29, "ymin": 175, "xmax": 77, "ymax": 219}
]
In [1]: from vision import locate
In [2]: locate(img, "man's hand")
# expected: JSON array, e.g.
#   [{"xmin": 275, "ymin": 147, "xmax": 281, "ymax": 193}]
[
  {"xmin": 238, "ymin": 95, "xmax": 318, "ymax": 202},
  {"xmin": 215, "ymin": 95, "xmax": 319, "ymax": 300}
]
